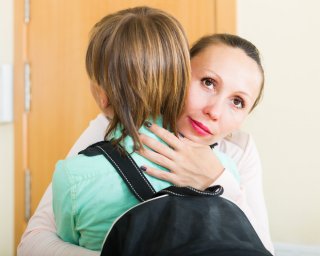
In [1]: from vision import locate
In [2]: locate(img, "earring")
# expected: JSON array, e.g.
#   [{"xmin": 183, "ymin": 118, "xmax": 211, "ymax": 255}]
[{"xmin": 226, "ymin": 133, "xmax": 233, "ymax": 139}]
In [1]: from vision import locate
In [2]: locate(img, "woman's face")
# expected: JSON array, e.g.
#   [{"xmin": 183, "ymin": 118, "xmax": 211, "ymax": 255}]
[{"xmin": 177, "ymin": 44, "xmax": 262, "ymax": 145}]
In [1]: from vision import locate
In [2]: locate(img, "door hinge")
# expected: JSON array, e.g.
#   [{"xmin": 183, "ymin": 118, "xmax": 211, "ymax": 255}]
[
  {"xmin": 24, "ymin": 0, "xmax": 30, "ymax": 23},
  {"xmin": 24, "ymin": 169, "xmax": 31, "ymax": 221},
  {"xmin": 24, "ymin": 62, "xmax": 31, "ymax": 112}
]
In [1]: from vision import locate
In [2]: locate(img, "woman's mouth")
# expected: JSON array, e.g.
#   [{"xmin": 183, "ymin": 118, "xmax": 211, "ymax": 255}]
[{"xmin": 188, "ymin": 117, "xmax": 212, "ymax": 136}]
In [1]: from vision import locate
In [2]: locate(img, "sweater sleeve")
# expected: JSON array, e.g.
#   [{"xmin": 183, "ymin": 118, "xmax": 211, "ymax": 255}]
[
  {"xmin": 17, "ymin": 114, "xmax": 108, "ymax": 256},
  {"xmin": 17, "ymin": 183, "xmax": 99, "ymax": 256},
  {"xmin": 212, "ymin": 133, "xmax": 274, "ymax": 255},
  {"xmin": 52, "ymin": 161, "xmax": 79, "ymax": 245}
]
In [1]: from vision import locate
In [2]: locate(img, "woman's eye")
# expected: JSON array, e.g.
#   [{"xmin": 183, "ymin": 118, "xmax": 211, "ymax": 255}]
[
  {"xmin": 201, "ymin": 78, "xmax": 215, "ymax": 89},
  {"xmin": 232, "ymin": 97, "xmax": 245, "ymax": 109}
]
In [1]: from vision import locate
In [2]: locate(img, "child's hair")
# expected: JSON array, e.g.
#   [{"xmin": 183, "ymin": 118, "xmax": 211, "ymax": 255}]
[
  {"xmin": 86, "ymin": 7, "xmax": 190, "ymax": 149},
  {"xmin": 190, "ymin": 33, "xmax": 264, "ymax": 111}
]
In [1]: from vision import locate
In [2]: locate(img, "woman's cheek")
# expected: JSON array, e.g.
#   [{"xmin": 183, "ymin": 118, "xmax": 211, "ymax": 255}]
[
  {"xmin": 177, "ymin": 116, "xmax": 189, "ymax": 134},
  {"xmin": 222, "ymin": 115, "xmax": 245, "ymax": 136}
]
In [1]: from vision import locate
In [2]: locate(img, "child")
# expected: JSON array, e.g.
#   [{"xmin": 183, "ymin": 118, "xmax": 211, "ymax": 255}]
[{"xmin": 52, "ymin": 6, "xmax": 191, "ymax": 251}]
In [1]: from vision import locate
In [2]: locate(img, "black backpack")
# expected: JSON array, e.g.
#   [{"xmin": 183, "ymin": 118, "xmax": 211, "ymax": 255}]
[{"xmin": 81, "ymin": 141, "xmax": 272, "ymax": 256}]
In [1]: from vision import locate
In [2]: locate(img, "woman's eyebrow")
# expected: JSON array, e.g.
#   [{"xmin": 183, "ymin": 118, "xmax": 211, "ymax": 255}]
[
  {"xmin": 201, "ymin": 68, "xmax": 218, "ymax": 76},
  {"xmin": 199, "ymin": 68, "xmax": 222, "ymax": 81},
  {"xmin": 235, "ymin": 90, "xmax": 254, "ymax": 100}
]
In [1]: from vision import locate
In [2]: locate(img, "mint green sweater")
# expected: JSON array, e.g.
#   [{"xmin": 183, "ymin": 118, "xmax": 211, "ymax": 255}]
[{"xmin": 52, "ymin": 118, "xmax": 239, "ymax": 251}]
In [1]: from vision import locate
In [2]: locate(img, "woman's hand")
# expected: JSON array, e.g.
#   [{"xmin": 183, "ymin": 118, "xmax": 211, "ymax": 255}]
[{"xmin": 138, "ymin": 122, "xmax": 224, "ymax": 190}]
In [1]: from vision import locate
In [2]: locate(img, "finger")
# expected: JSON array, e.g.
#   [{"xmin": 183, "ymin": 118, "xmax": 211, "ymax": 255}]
[
  {"xmin": 137, "ymin": 146, "xmax": 174, "ymax": 170},
  {"xmin": 141, "ymin": 165, "xmax": 179, "ymax": 185},
  {"xmin": 177, "ymin": 133, "xmax": 206, "ymax": 148},
  {"xmin": 144, "ymin": 121, "xmax": 182, "ymax": 150},
  {"xmin": 139, "ymin": 133, "xmax": 175, "ymax": 160}
]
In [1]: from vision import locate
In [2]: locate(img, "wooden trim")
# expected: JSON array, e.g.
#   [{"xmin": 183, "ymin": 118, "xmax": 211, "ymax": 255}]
[
  {"xmin": 215, "ymin": 0, "xmax": 237, "ymax": 34},
  {"xmin": 14, "ymin": 0, "xmax": 27, "ymax": 252}
]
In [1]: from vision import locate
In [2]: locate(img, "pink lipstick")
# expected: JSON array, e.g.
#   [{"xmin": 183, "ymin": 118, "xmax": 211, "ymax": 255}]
[{"xmin": 188, "ymin": 117, "xmax": 212, "ymax": 136}]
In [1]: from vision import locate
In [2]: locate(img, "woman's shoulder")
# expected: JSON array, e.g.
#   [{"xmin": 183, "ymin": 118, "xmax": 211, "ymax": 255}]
[
  {"xmin": 219, "ymin": 130, "xmax": 253, "ymax": 151},
  {"xmin": 67, "ymin": 114, "xmax": 109, "ymax": 157},
  {"xmin": 225, "ymin": 130, "xmax": 253, "ymax": 148},
  {"xmin": 218, "ymin": 130, "xmax": 257, "ymax": 164}
]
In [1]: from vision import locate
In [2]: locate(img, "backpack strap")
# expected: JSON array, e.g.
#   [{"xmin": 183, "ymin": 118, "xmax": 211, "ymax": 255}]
[
  {"xmin": 156, "ymin": 185, "xmax": 223, "ymax": 198},
  {"xmin": 79, "ymin": 140, "xmax": 224, "ymax": 201},
  {"xmin": 79, "ymin": 140, "xmax": 156, "ymax": 202}
]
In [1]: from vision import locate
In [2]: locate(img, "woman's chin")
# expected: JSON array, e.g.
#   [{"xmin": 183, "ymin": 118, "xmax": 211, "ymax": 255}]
[{"xmin": 184, "ymin": 133, "xmax": 217, "ymax": 146}]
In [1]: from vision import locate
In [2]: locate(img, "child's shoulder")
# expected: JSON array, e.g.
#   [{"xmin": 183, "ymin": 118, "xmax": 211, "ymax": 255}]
[{"xmin": 54, "ymin": 154, "xmax": 114, "ymax": 184}]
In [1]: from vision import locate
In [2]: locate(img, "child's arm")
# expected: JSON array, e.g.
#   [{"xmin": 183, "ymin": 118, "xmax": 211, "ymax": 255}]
[
  {"xmin": 17, "ymin": 184, "xmax": 99, "ymax": 256},
  {"xmin": 17, "ymin": 114, "xmax": 108, "ymax": 256},
  {"xmin": 52, "ymin": 161, "xmax": 79, "ymax": 245}
]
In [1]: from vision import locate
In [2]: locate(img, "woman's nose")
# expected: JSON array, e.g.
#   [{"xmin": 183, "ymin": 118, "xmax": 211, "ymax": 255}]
[{"xmin": 203, "ymin": 100, "xmax": 224, "ymax": 121}]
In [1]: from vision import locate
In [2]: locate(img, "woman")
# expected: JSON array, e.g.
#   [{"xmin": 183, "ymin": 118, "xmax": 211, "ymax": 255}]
[
  {"xmin": 138, "ymin": 34, "xmax": 273, "ymax": 254},
  {"xmin": 18, "ymin": 34, "xmax": 274, "ymax": 255}
]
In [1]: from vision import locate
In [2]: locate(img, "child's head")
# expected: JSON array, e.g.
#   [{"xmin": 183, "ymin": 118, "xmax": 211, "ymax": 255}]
[{"xmin": 86, "ymin": 6, "xmax": 190, "ymax": 149}]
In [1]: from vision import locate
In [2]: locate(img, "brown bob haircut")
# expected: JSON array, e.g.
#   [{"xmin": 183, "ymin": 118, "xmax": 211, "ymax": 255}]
[{"xmin": 86, "ymin": 7, "xmax": 191, "ymax": 150}]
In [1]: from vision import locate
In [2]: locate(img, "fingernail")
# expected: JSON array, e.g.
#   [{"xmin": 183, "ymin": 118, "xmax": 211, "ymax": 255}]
[
  {"xmin": 178, "ymin": 132, "xmax": 185, "ymax": 138},
  {"xmin": 144, "ymin": 121, "xmax": 152, "ymax": 128},
  {"xmin": 140, "ymin": 166, "xmax": 147, "ymax": 172}
]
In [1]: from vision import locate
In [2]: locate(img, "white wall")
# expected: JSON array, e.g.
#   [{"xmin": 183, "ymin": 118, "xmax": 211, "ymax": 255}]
[
  {"xmin": 0, "ymin": 0, "xmax": 14, "ymax": 255},
  {"xmin": 237, "ymin": 0, "xmax": 320, "ymax": 246}
]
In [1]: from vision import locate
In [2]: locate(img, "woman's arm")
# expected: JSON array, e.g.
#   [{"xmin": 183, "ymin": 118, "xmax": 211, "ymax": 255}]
[
  {"xmin": 137, "ymin": 124, "xmax": 274, "ymax": 255},
  {"xmin": 218, "ymin": 132, "xmax": 274, "ymax": 254},
  {"xmin": 17, "ymin": 114, "xmax": 109, "ymax": 256}
]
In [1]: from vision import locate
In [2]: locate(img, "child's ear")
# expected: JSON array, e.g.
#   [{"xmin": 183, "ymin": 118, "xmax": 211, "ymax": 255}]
[
  {"xmin": 94, "ymin": 85, "xmax": 114, "ymax": 118},
  {"xmin": 90, "ymin": 81, "xmax": 110, "ymax": 110},
  {"xmin": 99, "ymin": 91, "xmax": 109, "ymax": 109}
]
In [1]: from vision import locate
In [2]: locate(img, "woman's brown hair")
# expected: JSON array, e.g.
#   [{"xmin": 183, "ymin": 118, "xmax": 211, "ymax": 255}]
[
  {"xmin": 190, "ymin": 33, "xmax": 264, "ymax": 112},
  {"xmin": 86, "ymin": 7, "xmax": 190, "ymax": 149}
]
